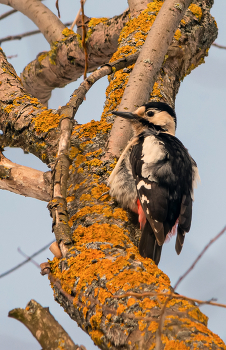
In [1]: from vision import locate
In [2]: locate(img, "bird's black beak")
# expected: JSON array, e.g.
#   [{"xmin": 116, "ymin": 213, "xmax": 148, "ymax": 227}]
[{"xmin": 112, "ymin": 111, "xmax": 137, "ymax": 120}]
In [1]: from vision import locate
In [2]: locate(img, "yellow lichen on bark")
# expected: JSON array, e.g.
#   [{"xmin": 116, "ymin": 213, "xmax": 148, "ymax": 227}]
[
  {"xmin": 32, "ymin": 109, "xmax": 62, "ymax": 133},
  {"xmin": 188, "ymin": 4, "xmax": 202, "ymax": 21}
]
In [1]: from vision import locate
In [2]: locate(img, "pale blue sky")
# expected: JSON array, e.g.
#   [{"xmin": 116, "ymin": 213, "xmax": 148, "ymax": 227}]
[{"xmin": 0, "ymin": 1, "xmax": 226, "ymax": 349}]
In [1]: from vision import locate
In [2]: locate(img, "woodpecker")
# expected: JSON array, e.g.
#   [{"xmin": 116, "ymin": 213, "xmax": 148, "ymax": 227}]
[{"xmin": 108, "ymin": 102, "xmax": 199, "ymax": 265}]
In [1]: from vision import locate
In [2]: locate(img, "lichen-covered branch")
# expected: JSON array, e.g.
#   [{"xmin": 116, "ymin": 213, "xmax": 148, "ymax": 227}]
[
  {"xmin": 0, "ymin": 152, "xmax": 51, "ymax": 201},
  {"xmin": 0, "ymin": 47, "xmax": 62, "ymax": 164},
  {"xmin": 107, "ymin": 0, "xmax": 193, "ymax": 158},
  {"xmin": 0, "ymin": 0, "xmax": 65, "ymax": 43},
  {"xmin": 37, "ymin": 1, "xmax": 222, "ymax": 349},
  {"xmin": 8, "ymin": 299, "xmax": 79, "ymax": 350},
  {"xmin": 48, "ymin": 53, "xmax": 139, "ymax": 254},
  {"xmin": 1, "ymin": 0, "xmax": 224, "ymax": 349},
  {"xmin": 20, "ymin": 11, "xmax": 129, "ymax": 105},
  {"xmin": 0, "ymin": 21, "xmax": 73, "ymax": 44},
  {"xmin": 103, "ymin": 0, "xmax": 217, "ymax": 158}
]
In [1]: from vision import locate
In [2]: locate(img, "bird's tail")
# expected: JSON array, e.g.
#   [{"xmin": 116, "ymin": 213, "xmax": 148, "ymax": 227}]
[{"xmin": 139, "ymin": 220, "xmax": 162, "ymax": 265}]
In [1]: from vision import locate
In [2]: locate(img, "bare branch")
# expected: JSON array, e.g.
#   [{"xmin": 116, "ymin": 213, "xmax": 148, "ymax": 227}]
[
  {"xmin": 8, "ymin": 300, "xmax": 79, "ymax": 350},
  {"xmin": 0, "ymin": 8, "xmax": 16, "ymax": 20},
  {"xmin": 0, "ymin": 152, "xmax": 51, "ymax": 201},
  {"xmin": 174, "ymin": 225, "xmax": 226, "ymax": 290},
  {"xmin": 55, "ymin": 0, "xmax": 60, "ymax": 18},
  {"xmin": 18, "ymin": 247, "xmax": 40, "ymax": 268},
  {"xmin": 107, "ymin": 0, "xmax": 193, "ymax": 158},
  {"xmin": 212, "ymin": 42, "xmax": 226, "ymax": 50},
  {"xmin": 0, "ymin": 0, "xmax": 65, "ymax": 44},
  {"xmin": 0, "ymin": 241, "xmax": 53, "ymax": 278},
  {"xmin": 70, "ymin": 0, "xmax": 87, "ymax": 30},
  {"xmin": 114, "ymin": 290, "xmax": 226, "ymax": 309},
  {"xmin": 80, "ymin": 0, "xmax": 88, "ymax": 80},
  {"xmin": 0, "ymin": 23, "xmax": 72, "ymax": 44}
]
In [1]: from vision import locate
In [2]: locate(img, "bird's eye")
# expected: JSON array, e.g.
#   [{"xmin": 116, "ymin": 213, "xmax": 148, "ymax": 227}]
[{"xmin": 147, "ymin": 110, "xmax": 154, "ymax": 117}]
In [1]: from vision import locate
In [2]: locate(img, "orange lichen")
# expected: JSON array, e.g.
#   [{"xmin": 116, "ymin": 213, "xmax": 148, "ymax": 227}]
[
  {"xmin": 174, "ymin": 29, "xmax": 181, "ymax": 41},
  {"xmin": 163, "ymin": 340, "xmax": 189, "ymax": 350},
  {"xmin": 69, "ymin": 147, "xmax": 80, "ymax": 160},
  {"xmin": 88, "ymin": 17, "xmax": 109, "ymax": 28},
  {"xmin": 148, "ymin": 321, "xmax": 159, "ymax": 333},
  {"xmin": 117, "ymin": 304, "xmax": 126, "ymax": 315},
  {"xmin": 62, "ymin": 28, "xmax": 75, "ymax": 37},
  {"xmin": 32, "ymin": 109, "xmax": 62, "ymax": 133},
  {"xmin": 188, "ymin": 4, "xmax": 202, "ymax": 21},
  {"xmin": 118, "ymin": 1, "xmax": 163, "ymax": 43},
  {"xmin": 90, "ymin": 306, "xmax": 102, "ymax": 328},
  {"xmin": 97, "ymin": 288, "xmax": 112, "ymax": 304},
  {"xmin": 150, "ymin": 82, "xmax": 162, "ymax": 99},
  {"xmin": 139, "ymin": 297, "xmax": 158, "ymax": 310},
  {"xmin": 138, "ymin": 320, "xmax": 147, "ymax": 331},
  {"xmin": 89, "ymin": 329, "xmax": 104, "ymax": 346},
  {"xmin": 127, "ymin": 297, "xmax": 137, "ymax": 308},
  {"xmin": 66, "ymin": 196, "xmax": 75, "ymax": 203}
]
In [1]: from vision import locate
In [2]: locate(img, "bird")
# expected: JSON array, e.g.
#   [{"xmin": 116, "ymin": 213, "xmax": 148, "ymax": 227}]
[{"xmin": 108, "ymin": 102, "xmax": 200, "ymax": 265}]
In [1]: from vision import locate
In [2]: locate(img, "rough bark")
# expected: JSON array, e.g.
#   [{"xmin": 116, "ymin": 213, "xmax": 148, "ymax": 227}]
[
  {"xmin": 0, "ymin": 47, "xmax": 62, "ymax": 165},
  {"xmin": 128, "ymin": 0, "xmax": 150, "ymax": 15},
  {"xmin": 8, "ymin": 299, "xmax": 79, "ymax": 350},
  {"xmin": 107, "ymin": 0, "xmax": 193, "ymax": 158},
  {"xmin": 0, "ymin": 152, "xmax": 51, "ymax": 201},
  {"xmin": 0, "ymin": 0, "xmax": 65, "ymax": 43},
  {"xmin": 1, "ymin": 1, "xmax": 224, "ymax": 349},
  {"xmin": 20, "ymin": 10, "xmax": 129, "ymax": 105}
]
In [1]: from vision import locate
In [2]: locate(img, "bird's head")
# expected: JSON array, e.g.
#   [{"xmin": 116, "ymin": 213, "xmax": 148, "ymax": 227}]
[{"xmin": 113, "ymin": 102, "xmax": 176, "ymax": 136}]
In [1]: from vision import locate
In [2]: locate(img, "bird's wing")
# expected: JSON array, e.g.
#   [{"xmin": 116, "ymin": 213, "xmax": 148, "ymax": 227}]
[
  {"xmin": 131, "ymin": 135, "xmax": 169, "ymax": 245},
  {"xmin": 136, "ymin": 179, "xmax": 168, "ymax": 245},
  {"xmin": 175, "ymin": 193, "xmax": 192, "ymax": 255}
]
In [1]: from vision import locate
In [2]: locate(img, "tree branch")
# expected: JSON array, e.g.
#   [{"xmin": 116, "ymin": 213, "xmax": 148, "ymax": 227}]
[
  {"xmin": 0, "ymin": 152, "xmax": 51, "ymax": 201},
  {"xmin": 174, "ymin": 225, "xmax": 226, "ymax": 290},
  {"xmin": 20, "ymin": 10, "xmax": 129, "ymax": 105},
  {"xmin": 0, "ymin": 0, "xmax": 65, "ymax": 43},
  {"xmin": 0, "ymin": 8, "xmax": 16, "ymax": 20},
  {"xmin": 212, "ymin": 42, "xmax": 226, "ymax": 50},
  {"xmin": 47, "ymin": 53, "xmax": 139, "ymax": 254},
  {"xmin": 8, "ymin": 300, "xmax": 80, "ymax": 350},
  {"xmin": 0, "ymin": 241, "xmax": 53, "ymax": 278},
  {"xmin": 107, "ymin": 0, "xmax": 193, "ymax": 158},
  {"xmin": 0, "ymin": 48, "xmax": 61, "ymax": 164},
  {"xmin": 0, "ymin": 21, "xmax": 73, "ymax": 44},
  {"xmin": 127, "ymin": 0, "xmax": 149, "ymax": 15}
]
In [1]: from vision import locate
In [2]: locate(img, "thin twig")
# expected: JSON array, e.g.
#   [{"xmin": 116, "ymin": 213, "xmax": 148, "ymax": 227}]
[
  {"xmin": 7, "ymin": 54, "xmax": 18, "ymax": 59},
  {"xmin": 174, "ymin": 225, "xmax": 226, "ymax": 290},
  {"xmin": 0, "ymin": 22, "xmax": 73, "ymax": 44},
  {"xmin": 55, "ymin": 0, "xmax": 61, "ymax": 18},
  {"xmin": 212, "ymin": 42, "xmax": 226, "ymax": 50},
  {"xmin": 114, "ymin": 291, "xmax": 226, "ymax": 309},
  {"xmin": 70, "ymin": 0, "xmax": 87, "ymax": 30},
  {"xmin": 80, "ymin": 0, "xmax": 88, "ymax": 80},
  {"xmin": 0, "ymin": 9, "xmax": 17, "ymax": 21},
  {"xmin": 0, "ymin": 241, "xmax": 54, "ymax": 278},
  {"xmin": 18, "ymin": 247, "xmax": 40, "ymax": 268}
]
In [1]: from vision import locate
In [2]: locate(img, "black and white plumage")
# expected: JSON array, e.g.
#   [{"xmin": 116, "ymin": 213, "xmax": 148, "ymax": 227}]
[{"xmin": 108, "ymin": 102, "xmax": 199, "ymax": 265}]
